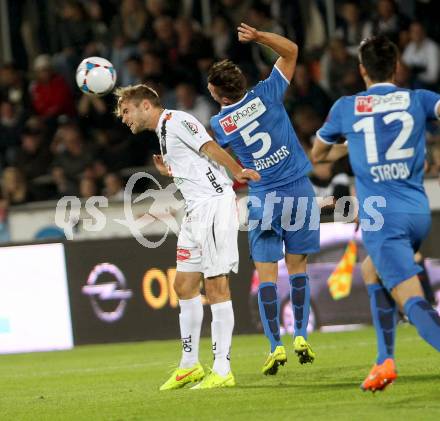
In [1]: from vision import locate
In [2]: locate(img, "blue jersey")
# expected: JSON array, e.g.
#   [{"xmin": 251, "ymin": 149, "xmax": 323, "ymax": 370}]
[
  {"xmin": 211, "ymin": 66, "xmax": 312, "ymax": 192},
  {"xmin": 317, "ymin": 83, "xmax": 440, "ymax": 216}
]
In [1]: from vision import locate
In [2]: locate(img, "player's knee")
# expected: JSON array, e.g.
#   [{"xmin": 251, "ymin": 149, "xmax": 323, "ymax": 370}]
[
  {"xmin": 173, "ymin": 280, "xmax": 188, "ymax": 299},
  {"xmin": 285, "ymin": 253, "xmax": 307, "ymax": 274},
  {"xmin": 361, "ymin": 257, "xmax": 378, "ymax": 285},
  {"xmin": 174, "ymin": 276, "xmax": 199, "ymax": 299},
  {"xmin": 391, "ymin": 276, "xmax": 424, "ymax": 309},
  {"xmin": 205, "ymin": 276, "xmax": 230, "ymax": 304}
]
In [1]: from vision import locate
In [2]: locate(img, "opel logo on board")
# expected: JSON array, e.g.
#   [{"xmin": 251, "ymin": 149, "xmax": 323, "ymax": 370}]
[{"xmin": 82, "ymin": 263, "xmax": 132, "ymax": 322}]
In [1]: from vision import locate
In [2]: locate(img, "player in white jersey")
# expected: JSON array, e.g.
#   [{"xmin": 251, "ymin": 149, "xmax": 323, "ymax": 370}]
[
  {"xmin": 115, "ymin": 84, "xmax": 260, "ymax": 390},
  {"xmin": 155, "ymin": 108, "xmax": 234, "ymax": 213}
]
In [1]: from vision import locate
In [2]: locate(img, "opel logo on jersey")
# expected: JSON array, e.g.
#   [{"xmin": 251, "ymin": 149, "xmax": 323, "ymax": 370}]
[
  {"xmin": 82, "ymin": 263, "xmax": 132, "ymax": 323},
  {"xmin": 206, "ymin": 167, "xmax": 224, "ymax": 193}
]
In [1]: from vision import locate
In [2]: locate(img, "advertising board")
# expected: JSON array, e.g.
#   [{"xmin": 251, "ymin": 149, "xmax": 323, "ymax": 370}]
[{"xmin": 0, "ymin": 243, "xmax": 73, "ymax": 353}]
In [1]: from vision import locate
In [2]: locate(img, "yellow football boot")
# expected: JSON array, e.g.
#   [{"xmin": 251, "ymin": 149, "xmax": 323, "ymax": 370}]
[
  {"xmin": 293, "ymin": 336, "xmax": 315, "ymax": 364},
  {"xmin": 159, "ymin": 362, "xmax": 205, "ymax": 391},
  {"xmin": 191, "ymin": 370, "xmax": 236, "ymax": 389},
  {"xmin": 262, "ymin": 345, "xmax": 287, "ymax": 375}
]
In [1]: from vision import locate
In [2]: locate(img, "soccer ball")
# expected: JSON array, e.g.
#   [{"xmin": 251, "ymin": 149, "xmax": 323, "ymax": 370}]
[{"xmin": 76, "ymin": 57, "xmax": 117, "ymax": 96}]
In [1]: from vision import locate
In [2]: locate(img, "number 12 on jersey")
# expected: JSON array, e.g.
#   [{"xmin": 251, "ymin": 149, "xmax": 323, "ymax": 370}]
[{"xmin": 353, "ymin": 111, "xmax": 414, "ymax": 164}]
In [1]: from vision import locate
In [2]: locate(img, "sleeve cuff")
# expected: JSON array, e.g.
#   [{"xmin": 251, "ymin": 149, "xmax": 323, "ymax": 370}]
[
  {"xmin": 434, "ymin": 99, "xmax": 440, "ymax": 120},
  {"xmin": 198, "ymin": 138, "xmax": 213, "ymax": 152},
  {"xmin": 274, "ymin": 65, "xmax": 290, "ymax": 85},
  {"xmin": 316, "ymin": 131, "xmax": 336, "ymax": 145}
]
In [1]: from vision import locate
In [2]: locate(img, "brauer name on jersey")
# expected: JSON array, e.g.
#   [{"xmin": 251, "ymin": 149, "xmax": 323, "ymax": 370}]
[
  {"xmin": 219, "ymin": 97, "xmax": 266, "ymax": 135},
  {"xmin": 254, "ymin": 145, "xmax": 290, "ymax": 171}
]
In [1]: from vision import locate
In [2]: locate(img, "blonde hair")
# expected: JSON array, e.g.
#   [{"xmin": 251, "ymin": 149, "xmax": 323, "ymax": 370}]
[{"xmin": 114, "ymin": 84, "xmax": 161, "ymax": 117}]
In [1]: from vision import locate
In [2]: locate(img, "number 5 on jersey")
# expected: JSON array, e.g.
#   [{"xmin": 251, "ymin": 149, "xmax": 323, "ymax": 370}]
[{"xmin": 240, "ymin": 121, "xmax": 271, "ymax": 159}]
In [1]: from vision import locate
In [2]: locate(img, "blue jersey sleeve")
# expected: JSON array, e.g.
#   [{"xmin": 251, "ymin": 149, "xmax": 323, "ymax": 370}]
[
  {"xmin": 416, "ymin": 89, "xmax": 440, "ymax": 120},
  {"xmin": 210, "ymin": 116, "xmax": 229, "ymax": 148},
  {"xmin": 316, "ymin": 98, "xmax": 344, "ymax": 144},
  {"xmin": 252, "ymin": 65, "xmax": 289, "ymax": 104}
]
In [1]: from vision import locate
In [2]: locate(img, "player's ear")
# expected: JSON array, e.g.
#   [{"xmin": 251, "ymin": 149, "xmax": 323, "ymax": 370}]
[
  {"xmin": 222, "ymin": 96, "xmax": 233, "ymax": 106},
  {"xmin": 395, "ymin": 60, "xmax": 401, "ymax": 77},
  {"xmin": 359, "ymin": 63, "xmax": 367, "ymax": 79}
]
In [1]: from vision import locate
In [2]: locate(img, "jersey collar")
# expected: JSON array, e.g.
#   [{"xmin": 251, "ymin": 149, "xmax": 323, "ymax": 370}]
[
  {"xmin": 221, "ymin": 93, "xmax": 249, "ymax": 111},
  {"xmin": 155, "ymin": 109, "xmax": 169, "ymax": 133},
  {"xmin": 368, "ymin": 82, "xmax": 396, "ymax": 89}
]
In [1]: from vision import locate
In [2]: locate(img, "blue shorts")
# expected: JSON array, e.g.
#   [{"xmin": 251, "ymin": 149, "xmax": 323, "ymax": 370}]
[
  {"xmin": 247, "ymin": 176, "xmax": 320, "ymax": 262},
  {"xmin": 362, "ymin": 212, "xmax": 431, "ymax": 291}
]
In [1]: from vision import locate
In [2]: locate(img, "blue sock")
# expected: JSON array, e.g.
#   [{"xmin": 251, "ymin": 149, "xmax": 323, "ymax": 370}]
[
  {"xmin": 367, "ymin": 284, "xmax": 397, "ymax": 364},
  {"xmin": 404, "ymin": 296, "xmax": 440, "ymax": 351},
  {"xmin": 289, "ymin": 273, "xmax": 310, "ymax": 339},
  {"xmin": 257, "ymin": 282, "xmax": 282, "ymax": 352}
]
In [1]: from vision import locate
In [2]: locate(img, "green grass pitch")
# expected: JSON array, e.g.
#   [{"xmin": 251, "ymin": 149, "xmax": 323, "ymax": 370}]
[{"xmin": 1, "ymin": 325, "xmax": 439, "ymax": 420}]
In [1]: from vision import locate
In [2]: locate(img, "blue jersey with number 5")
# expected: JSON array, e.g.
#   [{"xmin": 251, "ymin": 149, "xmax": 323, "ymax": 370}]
[
  {"xmin": 317, "ymin": 83, "xmax": 440, "ymax": 215},
  {"xmin": 211, "ymin": 66, "xmax": 312, "ymax": 192}
]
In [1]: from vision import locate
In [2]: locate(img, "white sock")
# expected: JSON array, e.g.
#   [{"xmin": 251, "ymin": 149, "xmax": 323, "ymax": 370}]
[
  {"xmin": 211, "ymin": 300, "xmax": 234, "ymax": 376},
  {"xmin": 178, "ymin": 295, "xmax": 203, "ymax": 369}
]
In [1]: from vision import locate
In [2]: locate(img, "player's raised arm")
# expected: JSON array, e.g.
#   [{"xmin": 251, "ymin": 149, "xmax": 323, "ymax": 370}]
[
  {"xmin": 237, "ymin": 23, "xmax": 298, "ymax": 81},
  {"xmin": 311, "ymin": 142, "xmax": 348, "ymax": 164},
  {"xmin": 200, "ymin": 140, "xmax": 261, "ymax": 183}
]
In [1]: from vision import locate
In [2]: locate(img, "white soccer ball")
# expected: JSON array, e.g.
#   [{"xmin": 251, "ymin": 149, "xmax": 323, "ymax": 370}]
[{"xmin": 76, "ymin": 56, "xmax": 117, "ymax": 96}]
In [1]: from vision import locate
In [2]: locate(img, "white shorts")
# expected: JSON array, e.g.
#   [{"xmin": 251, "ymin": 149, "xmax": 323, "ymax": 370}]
[{"xmin": 176, "ymin": 193, "xmax": 239, "ymax": 278}]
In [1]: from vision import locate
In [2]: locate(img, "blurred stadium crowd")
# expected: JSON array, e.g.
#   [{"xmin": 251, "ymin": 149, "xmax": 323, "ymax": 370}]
[{"xmin": 0, "ymin": 0, "xmax": 439, "ymax": 214}]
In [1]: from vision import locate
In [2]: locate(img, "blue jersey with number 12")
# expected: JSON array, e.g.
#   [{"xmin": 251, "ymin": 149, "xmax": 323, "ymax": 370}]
[
  {"xmin": 211, "ymin": 66, "xmax": 312, "ymax": 192},
  {"xmin": 317, "ymin": 83, "xmax": 440, "ymax": 216}
]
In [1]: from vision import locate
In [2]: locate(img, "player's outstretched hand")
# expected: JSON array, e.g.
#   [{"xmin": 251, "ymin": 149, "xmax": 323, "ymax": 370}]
[
  {"xmin": 153, "ymin": 154, "xmax": 171, "ymax": 177},
  {"xmin": 235, "ymin": 168, "xmax": 261, "ymax": 183},
  {"xmin": 237, "ymin": 23, "xmax": 259, "ymax": 43}
]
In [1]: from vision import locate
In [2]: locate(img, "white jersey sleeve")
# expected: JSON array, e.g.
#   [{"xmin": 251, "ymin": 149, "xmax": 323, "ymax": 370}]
[{"xmin": 171, "ymin": 112, "xmax": 212, "ymax": 152}]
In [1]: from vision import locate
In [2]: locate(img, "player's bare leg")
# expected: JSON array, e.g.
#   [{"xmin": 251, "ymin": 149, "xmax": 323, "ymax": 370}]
[
  {"xmin": 160, "ymin": 272, "xmax": 205, "ymax": 391},
  {"xmin": 414, "ymin": 252, "xmax": 436, "ymax": 304},
  {"xmin": 254, "ymin": 261, "xmax": 287, "ymax": 375},
  {"xmin": 191, "ymin": 275, "xmax": 235, "ymax": 389},
  {"xmin": 360, "ymin": 257, "xmax": 398, "ymax": 392},
  {"xmin": 392, "ymin": 276, "xmax": 440, "ymax": 352},
  {"xmin": 285, "ymin": 253, "xmax": 315, "ymax": 364}
]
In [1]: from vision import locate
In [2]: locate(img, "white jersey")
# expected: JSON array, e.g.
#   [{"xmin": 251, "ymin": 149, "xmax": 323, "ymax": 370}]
[{"xmin": 155, "ymin": 109, "xmax": 233, "ymax": 211}]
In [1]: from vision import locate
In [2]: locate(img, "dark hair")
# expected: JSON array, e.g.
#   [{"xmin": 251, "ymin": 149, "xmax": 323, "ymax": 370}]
[
  {"xmin": 358, "ymin": 36, "xmax": 398, "ymax": 82},
  {"xmin": 208, "ymin": 59, "xmax": 247, "ymax": 102},
  {"xmin": 250, "ymin": 0, "xmax": 271, "ymax": 17}
]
